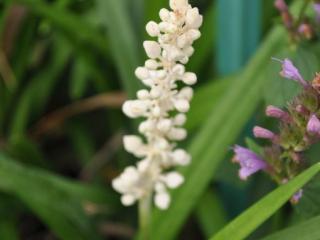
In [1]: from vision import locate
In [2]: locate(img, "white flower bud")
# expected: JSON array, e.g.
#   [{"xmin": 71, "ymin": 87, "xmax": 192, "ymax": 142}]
[
  {"xmin": 182, "ymin": 72, "xmax": 197, "ymax": 85},
  {"xmin": 155, "ymin": 191, "xmax": 170, "ymax": 210},
  {"xmin": 139, "ymin": 120, "xmax": 154, "ymax": 133},
  {"xmin": 180, "ymin": 56, "xmax": 189, "ymax": 64},
  {"xmin": 164, "ymin": 172, "xmax": 184, "ymax": 188},
  {"xmin": 156, "ymin": 70, "xmax": 167, "ymax": 79},
  {"xmin": 177, "ymin": 34, "xmax": 189, "ymax": 48},
  {"xmin": 122, "ymin": 100, "xmax": 148, "ymax": 118},
  {"xmin": 184, "ymin": 46, "xmax": 194, "ymax": 57},
  {"xmin": 123, "ymin": 135, "xmax": 143, "ymax": 155},
  {"xmin": 172, "ymin": 149, "xmax": 191, "ymax": 165},
  {"xmin": 143, "ymin": 41, "xmax": 161, "ymax": 59},
  {"xmin": 186, "ymin": 8, "xmax": 203, "ymax": 28},
  {"xmin": 145, "ymin": 59, "xmax": 159, "ymax": 69},
  {"xmin": 121, "ymin": 194, "xmax": 136, "ymax": 206},
  {"xmin": 146, "ymin": 21, "xmax": 160, "ymax": 37},
  {"xmin": 135, "ymin": 67, "xmax": 149, "ymax": 80},
  {"xmin": 157, "ymin": 119, "xmax": 172, "ymax": 132},
  {"xmin": 155, "ymin": 138, "xmax": 169, "ymax": 150},
  {"xmin": 159, "ymin": 8, "xmax": 170, "ymax": 22},
  {"xmin": 159, "ymin": 22, "xmax": 177, "ymax": 33},
  {"xmin": 152, "ymin": 106, "xmax": 161, "ymax": 116},
  {"xmin": 179, "ymin": 87, "xmax": 193, "ymax": 100},
  {"xmin": 174, "ymin": 114, "xmax": 187, "ymax": 126},
  {"xmin": 172, "ymin": 64, "xmax": 185, "ymax": 76},
  {"xmin": 168, "ymin": 128, "xmax": 187, "ymax": 140},
  {"xmin": 137, "ymin": 90, "xmax": 149, "ymax": 99},
  {"xmin": 174, "ymin": 99, "xmax": 190, "ymax": 112},
  {"xmin": 187, "ymin": 29, "xmax": 201, "ymax": 41},
  {"xmin": 150, "ymin": 87, "xmax": 161, "ymax": 98},
  {"xmin": 169, "ymin": 0, "xmax": 188, "ymax": 10}
]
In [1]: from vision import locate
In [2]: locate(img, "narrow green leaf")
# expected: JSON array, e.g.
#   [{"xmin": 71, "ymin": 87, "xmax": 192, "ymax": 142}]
[
  {"xmin": 195, "ymin": 189, "xmax": 227, "ymax": 238},
  {"xmin": 14, "ymin": 0, "xmax": 109, "ymax": 56},
  {"xmin": 95, "ymin": 0, "xmax": 142, "ymax": 98},
  {"xmin": 186, "ymin": 77, "xmax": 232, "ymax": 131},
  {"xmin": 210, "ymin": 163, "xmax": 320, "ymax": 240},
  {"xmin": 0, "ymin": 153, "xmax": 118, "ymax": 240},
  {"xmin": 262, "ymin": 215, "xmax": 320, "ymax": 240}
]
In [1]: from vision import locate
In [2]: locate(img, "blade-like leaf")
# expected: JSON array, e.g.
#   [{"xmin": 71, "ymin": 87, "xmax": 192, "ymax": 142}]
[
  {"xmin": 210, "ymin": 163, "xmax": 320, "ymax": 240},
  {"xmin": 0, "ymin": 153, "xmax": 118, "ymax": 240},
  {"xmin": 261, "ymin": 215, "xmax": 320, "ymax": 240},
  {"xmin": 95, "ymin": 0, "xmax": 142, "ymax": 98}
]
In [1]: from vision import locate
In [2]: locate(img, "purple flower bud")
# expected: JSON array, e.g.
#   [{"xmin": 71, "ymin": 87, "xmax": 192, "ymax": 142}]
[
  {"xmin": 233, "ymin": 145, "xmax": 267, "ymax": 180},
  {"xmin": 307, "ymin": 114, "xmax": 320, "ymax": 135},
  {"xmin": 266, "ymin": 105, "xmax": 290, "ymax": 122},
  {"xmin": 253, "ymin": 126, "xmax": 276, "ymax": 140},
  {"xmin": 314, "ymin": 3, "xmax": 320, "ymax": 22},
  {"xmin": 291, "ymin": 189, "xmax": 303, "ymax": 204},
  {"xmin": 275, "ymin": 58, "xmax": 308, "ymax": 87},
  {"xmin": 274, "ymin": 0, "xmax": 288, "ymax": 11}
]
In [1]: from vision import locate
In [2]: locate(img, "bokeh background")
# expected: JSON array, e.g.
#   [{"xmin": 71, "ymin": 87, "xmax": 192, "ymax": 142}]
[{"xmin": 2, "ymin": 0, "xmax": 318, "ymax": 239}]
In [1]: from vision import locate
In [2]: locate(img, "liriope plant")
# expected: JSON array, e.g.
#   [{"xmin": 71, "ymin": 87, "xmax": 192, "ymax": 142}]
[{"xmin": 111, "ymin": 0, "xmax": 202, "ymax": 237}]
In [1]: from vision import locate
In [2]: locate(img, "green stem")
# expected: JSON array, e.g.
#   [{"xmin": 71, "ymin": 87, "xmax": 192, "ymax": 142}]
[{"xmin": 139, "ymin": 194, "xmax": 152, "ymax": 240}]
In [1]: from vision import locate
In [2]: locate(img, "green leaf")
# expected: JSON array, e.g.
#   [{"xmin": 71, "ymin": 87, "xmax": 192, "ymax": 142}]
[
  {"xmin": 0, "ymin": 153, "xmax": 118, "ymax": 240},
  {"xmin": 210, "ymin": 163, "xmax": 320, "ymax": 240},
  {"xmin": 186, "ymin": 77, "xmax": 232, "ymax": 131},
  {"xmin": 262, "ymin": 215, "xmax": 320, "ymax": 240},
  {"xmin": 14, "ymin": 0, "xmax": 109, "ymax": 56},
  {"xmin": 145, "ymin": 23, "xmax": 287, "ymax": 240},
  {"xmin": 195, "ymin": 189, "xmax": 227, "ymax": 238},
  {"xmin": 9, "ymin": 35, "xmax": 71, "ymax": 140},
  {"xmin": 95, "ymin": 0, "xmax": 142, "ymax": 98}
]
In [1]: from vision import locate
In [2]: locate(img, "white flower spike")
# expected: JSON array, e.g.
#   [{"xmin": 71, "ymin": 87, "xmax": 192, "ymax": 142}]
[{"xmin": 112, "ymin": 0, "xmax": 202, "ymax": 210}]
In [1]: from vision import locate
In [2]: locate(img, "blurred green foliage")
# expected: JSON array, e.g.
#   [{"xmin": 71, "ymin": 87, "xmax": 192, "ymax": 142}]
[{"xmin": 0, "ymin": 0, "xmax": 320, "ymax": 239}]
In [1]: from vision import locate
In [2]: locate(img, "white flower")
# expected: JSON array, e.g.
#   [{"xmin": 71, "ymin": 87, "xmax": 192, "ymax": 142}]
[{"xmin": 113, "ymin": 0, "xmax": 202, "ymax": 210}]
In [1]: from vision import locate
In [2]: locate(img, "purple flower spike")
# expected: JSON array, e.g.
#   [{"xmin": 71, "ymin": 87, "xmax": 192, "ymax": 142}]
[
  {"xmin": 233, "ymin": 145, "xmax": 267, "ymax": 180},
  {"xmin": 314, "ymin": 3, "xmax": 320, "ymax": 22},
  {"xmin": 277, "ymin": 58, "xmax": 308, "ymax": 87},
  {"xmin": 266, "ymin": 105, "xmax": 290, "ymax": 122},
  {"xmin": 274, "ymin": 0, "xmax": 288, "ymax": 11},
  {"xmin": 307, "ymin": 114, "xmax": 320, "ymax": 135},
  {"xmin": 253, "ymin": 126, "xmax": 276, "ymax": 141},
  {"xmin": 291, "ymin": 189, "xmax": 303, "ymax": 204}
]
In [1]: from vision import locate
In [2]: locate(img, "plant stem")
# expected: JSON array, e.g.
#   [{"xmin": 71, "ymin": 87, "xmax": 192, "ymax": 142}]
[{"xmin": 139, "ymin": 194, "xmax": 152, "ymax": 240}]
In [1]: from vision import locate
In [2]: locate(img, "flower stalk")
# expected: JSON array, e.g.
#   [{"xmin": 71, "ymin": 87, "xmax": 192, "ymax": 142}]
[{"xmin": 112, "ymin": 0, "xmax": 202, "ymax": 222}]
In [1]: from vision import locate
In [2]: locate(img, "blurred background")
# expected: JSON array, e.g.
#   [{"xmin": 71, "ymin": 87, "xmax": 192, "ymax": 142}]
[{"xmin": 1, "ymin": 0, "xmax": 317, "ymax": 239}]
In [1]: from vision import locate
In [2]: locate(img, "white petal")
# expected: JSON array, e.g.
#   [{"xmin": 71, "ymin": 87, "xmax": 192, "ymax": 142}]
[
  {"xmin": 172, "ymin": 149, "xmax": 191, "ymax": 166},
  {"xmin": 169, "ymin": 0, "xmax": 188, "ymax": 10},
  {"xmin": 182, "ymin": 72, "xmax": 197, "ymax": 85},
  {"xmin": 155, "ymin": 192, "xmax": 170, "ymax": 210},
  {"xmin": 164, "ymin": 172, "xmax": 184, "ymax": 188},
  {"xmin": 121, "ymin": 194, "xmax": 136, "ymax": 206},
  {"xmin": 143, "ymin": 41, "xmax": 161, "ymax": 59},
  {"xmin": 123, "ymin": 135, "xmax": 143, "ymax": 154},
  {"xmin": 146, "ymin": 21, "xmax": 160, "ymax": 37},
  {"xmin": 174, "ymin": 99, "xmax": 190, "ymax": 113}
]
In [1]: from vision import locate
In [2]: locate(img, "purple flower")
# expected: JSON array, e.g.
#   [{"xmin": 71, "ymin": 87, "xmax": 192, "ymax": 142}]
[
  {"xmin": 233, "ymin": 145, "xmax": 268, "ymax": 180},
  {"xmin": 276, "ymin": 58, "xmax": 308, "ymax": 87},
  {"xmin": 314, "ymin": 3, "xmax": 320, "ymax": 22},
  {"xmin": 253, "ymin": 126, "xmax": 277, "ymax": 141},
  {"xmin": 266, "ymin": 105, "xmax": 290, "ymax": 122},
  {"xmin": 274, "ymin": 0, "xmax": 288, "ymax": 11},
  {"xmin": 291, "ymin": 189, "xmax": 303, "ymax": 204},
  {"xmin": 307, "ymin": 114, "xmax": 320, "ymax": 135}
]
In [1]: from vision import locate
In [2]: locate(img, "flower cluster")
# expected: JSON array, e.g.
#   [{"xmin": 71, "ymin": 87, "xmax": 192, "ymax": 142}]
[
  {"xmin": 232, "ymin": 58, "xmax": 320, "ymax": 204},
  {"xmin": 112, "ymin": 0, "xmax": 202, "ymax": 210},
  {"xmin": 274, "ymin": 0, "xmax": 320, "ymax": 41}
]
